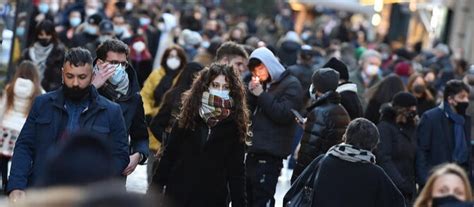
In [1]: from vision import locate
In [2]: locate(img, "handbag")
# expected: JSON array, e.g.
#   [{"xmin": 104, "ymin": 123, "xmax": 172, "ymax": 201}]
[
  {"xmin": 283, "ymin": 155, "xmax": 326, "ymax": 207},
  {"xmin": 0, "ymin": 126, "xmax": 20, "ymax": 157}
]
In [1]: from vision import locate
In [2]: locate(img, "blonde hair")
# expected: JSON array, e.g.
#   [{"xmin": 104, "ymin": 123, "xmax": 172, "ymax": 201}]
[{"xmin": 414, "ymin": 163, "xmax": 473, "ymax": 207}]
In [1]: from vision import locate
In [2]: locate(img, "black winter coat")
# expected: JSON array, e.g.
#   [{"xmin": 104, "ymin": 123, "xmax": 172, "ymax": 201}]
[
  {"xmin": 152, "ymin": 116, "xmax": 246, "ymax": 207},
  {"xmin": 416, "ymin": 96, "xmax": 436, "ymax": 116},
  {"xmin": 278, "ymin": 41, "xmax": 300, "ymax": 67},
  {"xmin": 291, "ymin": 91, "xmax": 350, "ymax": 182},
  {"xmin": 96, "ymin": 65, "xmax": 149, "ymax": 163},
  {"xmin": 22, "ymin": 43, "xmax": 65, "ymax": 91},
  {"xmin": 337, "ymin": 82, "xmax": 364, "ymax": 120},
  {"xmin": 416, "ymin": 103, "xmax": 472, "ymax": 185},
  {"xmin": 287, "ymin": 63, "xmax": 315, "ymax": 106},
  {"xmin": 247, "ymin": 71, "xmax": 304, "ymax": 158},
  {"xmin": 311, "ymin": 155, "xmax": 406, "ymax": 207},
  {"xmin": 375, "ymin": 105, "xmax": 417, "ymax": 204}
]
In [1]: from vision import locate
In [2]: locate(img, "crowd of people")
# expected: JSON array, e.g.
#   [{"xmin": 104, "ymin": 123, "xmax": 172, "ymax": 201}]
[{"xmin": 0, "ymin": 0, "xmax": 474, "ymax": 207}]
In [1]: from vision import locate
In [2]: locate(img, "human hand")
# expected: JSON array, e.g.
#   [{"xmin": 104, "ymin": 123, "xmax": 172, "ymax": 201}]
[
  {"xmin": 9, "ymin": 189, "xmax": 25, "ymax": 203},
  {"xmin": 249, "ymin": 76, "xmax": 263, "ymax": 96},
  {"xmin": 122, "ymin": 153, "xmax": 141, "ymax": 176},
  {"xmin": 92, "ymin": 62, "xmax": 116, "ymax": 88}
]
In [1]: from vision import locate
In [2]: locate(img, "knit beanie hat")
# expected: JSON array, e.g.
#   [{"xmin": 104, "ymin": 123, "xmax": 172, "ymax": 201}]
[
  {"xmin": 312, "ymin": 68, "xmax": 340, "ymax": 93},
  {"xmin": 323, "ymin": 57, "xmax": 349, "ymax": 80},
  {"xmin": 392, "ymin": 92, "xmax": 417, "ymax": 108}
]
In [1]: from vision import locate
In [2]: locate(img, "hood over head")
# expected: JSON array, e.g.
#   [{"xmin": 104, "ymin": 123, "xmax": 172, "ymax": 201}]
[{"xmin": 249, "ymin": 47, "xmax": 285, "ymax": 82}]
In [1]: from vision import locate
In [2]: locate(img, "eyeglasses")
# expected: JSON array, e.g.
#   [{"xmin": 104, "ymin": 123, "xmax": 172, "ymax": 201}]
[{"xmin": 105, "ymin": 60, "xmax": 129, "ymax": 68}]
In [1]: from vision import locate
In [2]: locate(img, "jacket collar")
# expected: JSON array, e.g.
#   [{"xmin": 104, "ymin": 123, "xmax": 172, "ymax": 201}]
[
  {"xmin": 336, "ymin": 82, "xmax": 358, "ymax": 93},
  {"xmin": 308, "ymin": 90, "xmax": 341, "ymax": 111},
  {"xmin": 50, "ymin": 86, "xmax": 106, "ymax": 111}
]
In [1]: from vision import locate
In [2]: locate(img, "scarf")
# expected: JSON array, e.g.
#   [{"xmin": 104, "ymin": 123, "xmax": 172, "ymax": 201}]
[
  {"xmin": 101, "ymin": 73, "xmax": 130, "ymax": 101},
  {"xmin": 29, "ymin": 42, "xmax": 53, "ymax": 78},
  {"xmin": 443, "ymin": 101, "xmax": 469, "ymax": 164},
  {"xmin": 327, "ymin": 143, "xmax": 376, "ymax": 164},
  {"xmin": 153, "ymin": 67, "xmax": 180, "ymax": 107},
  {"xmin": 199, "ymin": 91, "xmax": 233, "ymax": 127}
]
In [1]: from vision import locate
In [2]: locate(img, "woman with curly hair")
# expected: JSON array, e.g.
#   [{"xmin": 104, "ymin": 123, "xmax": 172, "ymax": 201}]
[{"xmin": 152, "ymin": 63, "xmax": 250, "ymax": 207}]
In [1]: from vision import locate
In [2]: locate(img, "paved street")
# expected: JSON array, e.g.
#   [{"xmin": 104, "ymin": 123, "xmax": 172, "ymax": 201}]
[{"xmin": 126, "ymin": 161, "xmax": 293, "ymax": 206}]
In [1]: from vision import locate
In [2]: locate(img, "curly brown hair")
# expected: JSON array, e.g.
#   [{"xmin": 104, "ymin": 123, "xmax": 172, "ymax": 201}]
[{"xmin": 178, "ymin": 63, "xmax": 250, "ymax": 143}]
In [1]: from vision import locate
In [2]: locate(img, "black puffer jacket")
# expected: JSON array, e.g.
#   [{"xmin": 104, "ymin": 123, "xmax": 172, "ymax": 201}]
[
  {"xmin": 375, "ymin": 104, "xmax": 417, "ymax": 204},
  {"xmin": 291, "ymin": 91, "xmax": 350, "ymax": 181}
]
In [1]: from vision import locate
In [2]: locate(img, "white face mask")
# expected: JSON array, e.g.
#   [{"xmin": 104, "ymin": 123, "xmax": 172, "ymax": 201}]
[
  {"xmin": 86, "ymin": 8, "xmax": 97, "ymax": 16},
  {"xmin": 14, "ymin": 78, "xmax": 34, "ymax": 98},
  {"xmin": 209, "ymin": 89, "xmax": 230, "ymax": 100},
  {"xmin": 132, "ymin": 41, "xmax": 146, "ymax": 53},
  {"xmin": 166, "ymin": 57, "xmax": 181, "ymax": 70},
  {"xmin": 365, "ymin": 64, "xmax": 380, "ymax": 77},
  {"xmin": 158, "ymin": 23, "xmax": 165, "ymax": 31}
]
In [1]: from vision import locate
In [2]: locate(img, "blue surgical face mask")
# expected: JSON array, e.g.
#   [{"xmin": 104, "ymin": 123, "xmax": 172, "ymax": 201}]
[
  {"xmin": 114, "ymin": 25, "xmax": 124, "ymax": 35},
  {"xmin": 139, "ymin": 17, "xmax": 151, "ymax": 26},
  {"xmin": 209, "ymin": 89, "xmax": 230, "ymax": 100},
  {"xmin": 85, "ymin": 25, "xmax": 97, "ymax": 35},
  {"xmin": 16, "ymin": 27, "xmax": 25, "ymax": 36},
  {"xmin": 109, "ymin": 64, "xmax": 126, "ymax": 85},
  {"xmin": 38, "ymin": 3, "xmax": 49, "ymax": 14},
  {"xmin": 69, "ymin": 17, "xmax": 81, "ymax": 27}
]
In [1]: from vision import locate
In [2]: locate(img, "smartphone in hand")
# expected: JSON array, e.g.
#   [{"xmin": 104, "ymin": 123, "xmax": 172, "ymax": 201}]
[{"xmin": 291, "ymin": 109, "xmax": 306, "ymax": 125}]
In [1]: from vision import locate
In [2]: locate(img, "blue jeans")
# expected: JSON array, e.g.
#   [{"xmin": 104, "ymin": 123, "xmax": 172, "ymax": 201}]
[{"xmin": 246, "ymin": 153, "xmax": 282, "ymax": 207}]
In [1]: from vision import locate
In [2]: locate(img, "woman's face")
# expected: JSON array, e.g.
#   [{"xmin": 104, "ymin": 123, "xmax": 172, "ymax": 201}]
[
  {"xmin": 209, "ymin": 74, "xmax": 229, "ymax": 91},
  {"xmin": 414, "ymin": 76, "xmax": 425, "ymax": 86},
  {"xmin": 432, "ymin": 173, "xmax": 467, "ymax": 201},
  {"xmin": 37, "ymin": 30, "xmax": 52, "ymax": 45}
]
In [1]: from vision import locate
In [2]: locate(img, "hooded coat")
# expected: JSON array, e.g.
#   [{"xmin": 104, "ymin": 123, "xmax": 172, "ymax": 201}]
[
  {"xmin": 247, "ymin": 47, "xmax": 304, "ymax": 158},
  {"xmin": 152, "ymin": 13, "xmax": 177, "ymax": 69}
]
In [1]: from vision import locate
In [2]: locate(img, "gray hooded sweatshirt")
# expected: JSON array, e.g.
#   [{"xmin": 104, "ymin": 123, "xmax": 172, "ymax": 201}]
[{"xmin": 249, "ymin": 47, "xmax": 285, "ymax": 87}]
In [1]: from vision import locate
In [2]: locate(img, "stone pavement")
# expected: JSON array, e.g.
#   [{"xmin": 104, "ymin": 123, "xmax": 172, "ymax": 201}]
[{"xmin": 126, "ymin": 161, "xmax": 293, "ymax": 206}]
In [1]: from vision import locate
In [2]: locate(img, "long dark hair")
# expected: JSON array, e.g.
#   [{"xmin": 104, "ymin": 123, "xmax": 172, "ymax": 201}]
[
  {"xmin": 366, "ymin": 74, "xmax": 406, "ymax": 104},
  {"xmin": 158, "ymin": 62, "xmax": 204, "ymax": 115},
  {"xmin": 160, "ymin": 45, "xmax": 187, "ymax": 71},
  {"xmin": 178, "ymin": 63, "xmax": 250, "ymax": 142},
  {"xmin": 34, "ymin": 19, "xmax": 59, "ymax": 46}
]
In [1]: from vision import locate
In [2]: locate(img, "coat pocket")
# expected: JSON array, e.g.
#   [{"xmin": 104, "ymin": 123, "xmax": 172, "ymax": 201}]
[{"xmin": 91, "ymin": 125, "xmax": 111, "ymax": 138}]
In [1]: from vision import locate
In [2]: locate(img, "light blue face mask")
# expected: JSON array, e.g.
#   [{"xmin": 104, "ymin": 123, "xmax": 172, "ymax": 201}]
[
  {"xmin": 109, "ymin": 64, "xmax": 126, "ymax": 85},
  {"xmin": 69, "ymin": 17, "xmax": 81, "ymax": 27},
  {"xmin": 16, "ymin": 27, "xmax": 25, "ymax": 36},
  {"xmin": 85, "ymin": 25, "xmax": 97, "ymax": 35},
  {"xmin": 139, "ymin": 17, "xmax": 151, "ymax": 26},
  {"xmin": 114, "ymin": 26, "xmax": 124, "ymax": 35},
  {"xmin": 209, "ymin": 89, "xmax": 230, "ymax": 100},
  {"xmin": 38, "ymin": 3, "xmax": 49, "ymax": 14}
]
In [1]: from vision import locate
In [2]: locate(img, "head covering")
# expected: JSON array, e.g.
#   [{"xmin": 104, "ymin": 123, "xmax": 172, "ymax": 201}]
[
  {"xmin": 283, "ymin": 31, "xmax": 302, "ymax": 43},
  {"xmin": 99, "ymin": 20, "xmax": 114, "ymax": 34},
  {"xmin": 87, "ymin": 14, "xmax": 102, "ymax": 25},
  {"xmin": 323, "ymin": 57, "xmax": 349, "ymax": 80},
  {"xmin": 249, "ymin": 47, "xmax": 285, "ymax": 83},
  {"xmin": 312, "ymin": 68, "xmax": 340, "ymax": 93},
  {"xmin": 180, "ymin": 29, "xmax": 202, "ymax": 46},
  {"xmin": 394, "ymin": 62, "xmax": 411, "ymax": 77},
  {"xmin": 392, "ymin": 92, "xmax": 417, "ymax": 108}
]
